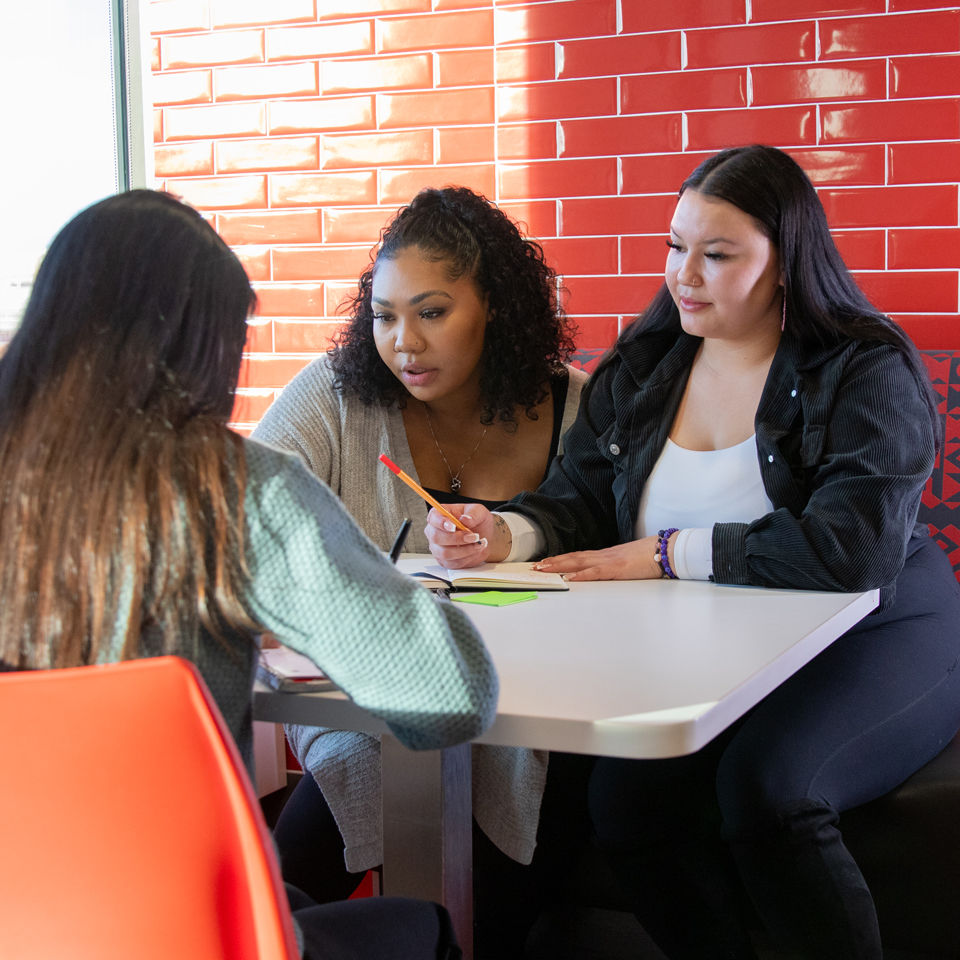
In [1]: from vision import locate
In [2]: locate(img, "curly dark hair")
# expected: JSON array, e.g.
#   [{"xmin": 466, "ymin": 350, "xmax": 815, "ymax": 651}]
[{"xmin": 329, "ymin": 186, "xmax": 577, "ymax": 426}]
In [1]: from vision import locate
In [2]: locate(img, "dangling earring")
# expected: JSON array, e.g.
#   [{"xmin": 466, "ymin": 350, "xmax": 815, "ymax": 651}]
[{"xmin": 781, "ymin": 290, "xmax": 786, "ymax": 333}]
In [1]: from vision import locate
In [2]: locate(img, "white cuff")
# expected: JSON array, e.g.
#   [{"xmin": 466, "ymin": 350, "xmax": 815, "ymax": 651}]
[
  {"xmin": 671, "ymin": 527, "xmax": 714, "ymax": 581},
  {"xmin": 499, "ymin": 512, "xmax": 547, "ymax": 562}
]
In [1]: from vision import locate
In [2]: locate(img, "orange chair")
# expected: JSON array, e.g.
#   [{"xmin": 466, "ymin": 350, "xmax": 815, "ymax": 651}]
[{"xmin": 0, "ymin": 656, "xmax": 300, "ymax": 960}]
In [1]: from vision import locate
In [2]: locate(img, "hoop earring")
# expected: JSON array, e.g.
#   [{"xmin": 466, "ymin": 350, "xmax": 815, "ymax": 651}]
[{"xmin": 781, "ymin": 292, "xmax": 786, "ymax": 333}]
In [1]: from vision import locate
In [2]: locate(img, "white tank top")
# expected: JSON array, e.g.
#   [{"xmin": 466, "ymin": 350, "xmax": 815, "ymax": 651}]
[{"xmin": 636, "ymin": 436, "xmax": 775, "ymax": 579}]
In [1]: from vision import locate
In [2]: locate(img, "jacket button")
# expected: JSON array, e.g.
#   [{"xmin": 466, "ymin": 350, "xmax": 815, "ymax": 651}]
[
  {"xmin": 767, "ymin": 454, "xmax": 775, "ymax": 463},
  {"xmin": 791, "ymin": 389, "xmax": 797, "ymax": 397},
  {"xmin": 609, "ymin": 443, "xmax": 620, "ymax": 456}
]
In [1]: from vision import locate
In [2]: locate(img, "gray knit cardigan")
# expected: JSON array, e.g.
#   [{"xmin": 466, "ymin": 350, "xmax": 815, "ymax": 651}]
[{"xmin": 252, "ymin": 357, "xmax": 587, "ymax": 868}]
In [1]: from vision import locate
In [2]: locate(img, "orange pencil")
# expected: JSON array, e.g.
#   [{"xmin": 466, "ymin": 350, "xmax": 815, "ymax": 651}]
[{"xmin": 378, "ymin": 454, "xmax": 473, "ymax": 534}]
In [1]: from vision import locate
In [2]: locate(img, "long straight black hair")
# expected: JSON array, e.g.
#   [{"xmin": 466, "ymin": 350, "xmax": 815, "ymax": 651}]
[{"xmin": 616, "ymin": 144, "xmax": 938, "ymax": 435}]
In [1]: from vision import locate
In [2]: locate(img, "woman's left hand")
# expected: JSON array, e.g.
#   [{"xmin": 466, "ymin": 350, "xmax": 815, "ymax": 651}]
[{"xmin": 533, "ymin": 534, "xmax": 671, "ymax": 581}]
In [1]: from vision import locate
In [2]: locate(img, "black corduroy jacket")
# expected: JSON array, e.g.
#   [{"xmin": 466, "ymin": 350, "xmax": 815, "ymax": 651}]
[{"xmin": 504, "ymin": 327, "xmax": 935, "ymax": 606}]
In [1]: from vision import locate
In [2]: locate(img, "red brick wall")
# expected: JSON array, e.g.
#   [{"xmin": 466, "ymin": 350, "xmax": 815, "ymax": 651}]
[{"xmin": 149, "ymin": 0, "xmax": 960, "ymax": 430}]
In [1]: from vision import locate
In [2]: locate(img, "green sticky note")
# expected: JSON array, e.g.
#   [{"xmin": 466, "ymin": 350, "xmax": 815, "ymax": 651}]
[{"xmin": 451, "ymin": 590, "xmax": 538, "ymax": 607}]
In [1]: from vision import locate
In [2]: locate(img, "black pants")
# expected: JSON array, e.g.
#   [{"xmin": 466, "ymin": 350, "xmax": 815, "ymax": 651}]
[
  {"xmin": 275, "ymin": 751, "xmax": 596, "ymax": 960},
  {"xmin": 589, "ymin": 537, "xmax": 960, "ymax": 960},
  {"xmin": 286, "ymin": 883, "xmax": 461, "ymax": 960}
]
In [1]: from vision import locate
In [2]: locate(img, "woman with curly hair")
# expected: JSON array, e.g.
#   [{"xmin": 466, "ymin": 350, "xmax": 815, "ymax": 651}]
[{"xmin": 253, "ymin": 185, "xmax": 588, "ymax": 958}]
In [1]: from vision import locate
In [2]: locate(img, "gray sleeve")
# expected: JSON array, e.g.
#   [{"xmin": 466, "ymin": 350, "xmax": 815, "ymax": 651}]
[
  {"xmin": 251, "ymin": 358, "xmax": 338, "ymax": 487},
  {"xmin": 241, "ymin": 441, "xmax": 498, "ymax": 750}
]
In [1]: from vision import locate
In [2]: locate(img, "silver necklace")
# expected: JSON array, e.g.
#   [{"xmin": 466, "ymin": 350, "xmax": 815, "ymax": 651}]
[{"xmin": 423, "ymin": 406, "xmax": 488, "ymax": 494}]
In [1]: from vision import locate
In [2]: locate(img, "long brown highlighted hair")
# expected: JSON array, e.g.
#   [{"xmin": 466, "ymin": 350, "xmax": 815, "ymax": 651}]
[{"xmin": 0, "ymin": 190, "xmax": 260, "ymax": 669}]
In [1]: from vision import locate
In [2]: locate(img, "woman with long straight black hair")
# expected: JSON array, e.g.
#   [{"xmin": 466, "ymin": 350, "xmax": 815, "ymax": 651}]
[
  {"xmin": 426, "ymin": 145, "xmax": 960, "ymax": 959},
  {"xmin": 0, "ymin": 189, "xmax": 497, "ymax": 960}
]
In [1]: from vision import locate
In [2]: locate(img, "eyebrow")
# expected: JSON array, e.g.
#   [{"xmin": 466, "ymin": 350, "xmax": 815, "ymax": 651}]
[
  {"xmin": 670, "ymin": 228, "xmax": 737, "ymax": 245},
  {"xmin": 372, "ymin": 290, "xmax": 454, "ymax": 308}
]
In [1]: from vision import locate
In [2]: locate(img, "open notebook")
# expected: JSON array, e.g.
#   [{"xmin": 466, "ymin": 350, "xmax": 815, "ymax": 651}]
[{"xmin": 410, "ymin": 561, "xmax": 568, "ymax": 592}]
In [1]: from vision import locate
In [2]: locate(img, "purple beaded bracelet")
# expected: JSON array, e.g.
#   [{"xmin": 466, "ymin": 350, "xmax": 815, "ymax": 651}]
[{"xmin": 656, "ymin": 528, "xmax": 679, "ymax": 580}]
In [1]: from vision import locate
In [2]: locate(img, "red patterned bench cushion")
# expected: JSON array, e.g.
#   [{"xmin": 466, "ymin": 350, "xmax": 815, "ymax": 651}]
[{"xmin": 920, "ymin": 351, "xmax": 960, "ymax": 583}]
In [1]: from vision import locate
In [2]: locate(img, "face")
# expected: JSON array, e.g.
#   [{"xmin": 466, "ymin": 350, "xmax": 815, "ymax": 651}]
[
  {"xmin": 372, "ymin": 246, "xmax": 490, "ymax": 404},
  {"xmin": 665, "ymin": 189, "xmax": 783, "ymax": 343}
]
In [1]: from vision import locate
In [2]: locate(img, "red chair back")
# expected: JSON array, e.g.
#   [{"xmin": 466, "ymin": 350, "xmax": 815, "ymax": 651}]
[{"xmin": 0, "ymin": 656, "xmax": 299, "ymax": 960}]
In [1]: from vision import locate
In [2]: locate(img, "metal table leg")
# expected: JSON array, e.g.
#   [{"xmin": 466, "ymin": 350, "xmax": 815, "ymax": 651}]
[{"xmin": 380, "ymin": 735, "xmax": 473, "ymax": 959}]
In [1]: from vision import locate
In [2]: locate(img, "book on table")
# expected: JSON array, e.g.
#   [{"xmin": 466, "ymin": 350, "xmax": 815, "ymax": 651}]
[
  {"xmin": 412, "ymin": 561, "xmax": 568, "ymax": 592},
  {"xmin": 257, "ymin": 646, "xmax": 338, "ymax": 693}
]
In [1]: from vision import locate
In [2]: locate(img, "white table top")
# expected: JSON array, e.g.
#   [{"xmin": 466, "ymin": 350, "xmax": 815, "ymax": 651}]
[{"xmin": 253, "ymin": 557, "xmax": 878, "ymax": 760}]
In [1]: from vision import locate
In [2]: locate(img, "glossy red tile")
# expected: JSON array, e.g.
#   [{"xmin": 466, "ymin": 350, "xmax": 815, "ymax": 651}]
[
  {"xmin": 564, "ymin": 275, "xmax": 662, "ymax": 315},
  {"xmin": 820, "ymin": 11, "xmax": 960, "ymax": 60},
  {"xmin": 620, "ymin": 153, "xmax": 712, "ymax": 195},
  {"xmin": 214, "ymin": 0, "xmax": 315, "ymax": 28},
  {"xmin": 270, "ymin": 171, "xmax": 377, "ymax": 207},
  {"xmin": 621, "ymin": 69, "xmax": 745, "ymax": 114},
  {"xmin": 890, "ymin": 0, "xmax": 960, "ymax": 9},
  {"xmin": 620, "ymin": 0, "xmax": 744, "ymax": 32},
  {"xmin": 273, "ymin": 321, "xmax": 342, "ymax": 353},
  {"xmin": 438, "ymin": 50, "xmax": 495, "ymax": 87},
  {"xmin": 889, "ymin": 229, "xmax": 960, "ymax": 269},
  {"xmin": 164, "ymin": 103, "xmax": 266, "ymax": 140},
  {"xmin": 318, "ymin": 0, "xmax": 428, "ymax": 17},
  {"xmin": 322, "ymin": 55, "xmax": 432, "ymax": 95},
  {"xmin": 380, "ymin": 10, "xmax": 494, "ymax": 52},
  {"xmin": 151, "ymin": 39, "xmax": 161, "ymax": 72},
  {"xmin": 786, "ymin": 146, "xmax": 885, "ymax": 185},
  {"xmin": 273, "ymin": 245, "xmax": 371, "ymax": 281},
  {"xmin": 268, "ymin": 96, "xmax": 374, "ymax": 135},
  {"xmin": 232, "ymin": 390, "xmax": 276, "ymax": 425},
  {"xmin": 151, "ymin": 0, "xmax": 209, "ymax": 34},
  {"xmin": 161, "ymin": 30, "xmax": 263, "ymax": 70},
  {"xmin": 438, "ymin": 126, "xmax": 496, "ymax": 164},
  {"xmin": 891, "ymin": 54, "xmax": 960, "ymax": 99},
  {"xmin": 243, "ymin": 319, "xmax": 273, "ymax": 354},
  {"xmin": 379, "ymin": 88, "xmax": 495, "ymax": 128},
  {"xmin": 379, "ymin": 164, "xmax": 496, "ymax": 205},
  {"xmin": 215, "ymin": 62, "xmax": 317, "ymax": 101},
  {"xmin": 219, "ymin": 210, "xmax": 322, "ymax": 245},
  {"xmin": 234, "ymin": 247, "xmax": 271, "ymax": 282},
  {"xmin": 322, "ymin": 207, "xmax": 394, "ymax": 244},
  {"xmin": 686, "ymin": 22, "xmax": 814, "ymax": 70},
  {"xmin": 325, "ymin": 282, "xmax": 359, "ymax": 317},
  {"xmin": 154, "ymin": 141, "xmax": 214, "ymax": 177},
  {"xmin": 822, "ymin": 99, "xmax": 960, "ymax": 144},
  {"xmin": 686, "ymin": 106, "xmax": 816, "ymax": 151},
  {"xmin": 621, "ymin": 234, "xmax": 672, "ymax": 274},
  {"xmin": 500, "ymin": 158, "xmax": 617, "ymax": 199},
  {"xmin": 153, "ymin": 70, "xmax": 212, "ymax": 106},
  {"xmin": 496, "ymin": 0, "xmax": 616, "ymax": 45},
  {"xmin": 752, "ymin": 61, "xmax": 886, "ymax": 106},
  {"xmin": 831, "ymin": 230, "xmax": 885, "ymax": 269},
  {"xmin": 889, "ymin": 142, "xmax": 960, "ymax": 185},
  {"xmin": 499, "ymin": 200, "xmax": 558, "ymax": 239},
  {"xmin": 237, "ymin": 356, "xmax": 313, "ymax": 389},
  {"xmin": 751, "ymin": 0, "xmax": 883, "ymax": 21},
  {"xmin": 561, "ymin": 195, "xmax": 677, "ymax": 236},
  {"xmin": 540, "ymin": 237, "xmax": 618, "ymax": 275},
  {"xmin": 558, "ymin": 32, "xmax": 680, "ymax": 80},
  {"xmin": 560, "ymin": 115, "xmax": 682, "ymax": 158},
  {"xmin": 435, "ymin": 0, "xmax": 493, "ymax": 7},
  {"xmin": 498, "ymin": 122, "xmax": 557, "ymax": 160},
  {"xmin": 853, "ymin": 271, "xmax": 957, "ymax": 313},
  {"xmin": 170, "ymin": 175, "xmax": 266, "ymax": 210},
  {"xmin": 154, "ymin": 110, "xmax": 163, "ymax": 144},
  {"xmin": 322, "ymin": 130, "xmax": 433, "ymax": 169},
  {"xmin": 253, "ymin": 283, "xmax": 325, "ymax": 316},
  {"xmin": 499, "ymin": 78, "xmax": 617, "ymax": 123},
  {"xmin": 890, "ymin": 316, "xmax": 960, "ymax": 350},
  {"xmin": 818, "ymin": 185, "xmax": 958, "ymax": 228},
  {"xmin": 570, "ymin": 315, "xmax": 620, "ymax": 348},
  {"xmin": 266, "ymin": 21, "xmax": 373, "ymax": 60},
  {"xmin": 495, "ymin": 43, "xmax": 554, "ymax": 83},
  {"xmin": 216, "ymin": 137, "xmax": 319, "ymax": 173}
]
